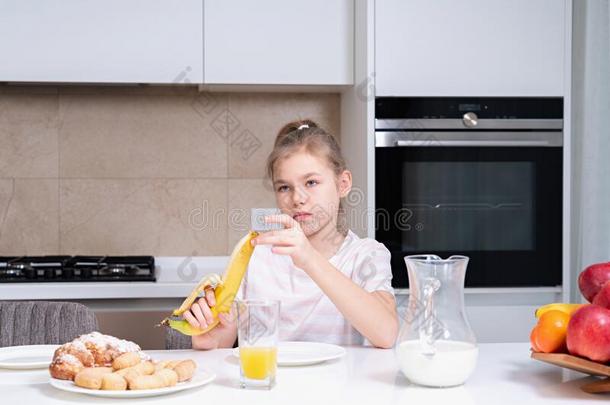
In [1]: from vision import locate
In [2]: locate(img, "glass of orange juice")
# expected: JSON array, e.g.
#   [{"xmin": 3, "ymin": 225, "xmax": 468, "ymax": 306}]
[{"xmin": 236, "ymin": 299, "xmax": 280, "ymax": 389}]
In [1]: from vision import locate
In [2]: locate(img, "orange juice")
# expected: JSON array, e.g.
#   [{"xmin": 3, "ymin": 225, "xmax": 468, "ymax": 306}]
[{"xmin": 239, "ymin": 347, "xmax": 277, "ymax": 380}]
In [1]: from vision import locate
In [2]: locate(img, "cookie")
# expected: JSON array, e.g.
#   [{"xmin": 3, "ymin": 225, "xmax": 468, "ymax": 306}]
[
  {"xmin": 115, "ymin": 360, "xmax": 154, "ymax": 377},
  {"xmin": 155, "ymin": 369, "xmax": 178, "ymax": 387},
  {"xmin": 112, "ymin": 352, "xmax": 140, "ymax": 370},
  {"xmin": 128, "ymin": 374, "xmax": 166, "ymax": 390},
  {"xmin": 165, "ymin": 360, "xmax": 183, "ymax": 370},
  {"xmin": 173, "ymin": 360, "xmax": 196, "ymax": 382},
  {"xmin": 74, "ymin": 367, "xmax": 113, "ymax": 390},
  {"xmin": 123, "ymin": 361, "xmax": 155, "ymax": 385},
  {"xmin": 101, "ymin": 373, "xmax": 127, "ymax": 391},
  {"xmin": 154, "ymin": 360, "xmax": 171, "ymax": 372}
]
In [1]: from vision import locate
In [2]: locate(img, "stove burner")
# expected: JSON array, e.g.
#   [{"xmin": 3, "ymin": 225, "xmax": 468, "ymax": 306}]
[
  {"xmin": 2, "ymin": 263, "xmax": 34, "ymax": 278},
  {"xmin": 99, "ymin": 264, "xmax": 141, "ymax": 277},
  {"xmin": 80, "ymin": 267, "xmax": 92, "ymax": 279},
  {"xmin": 1, "ymin": 267, "xmax": 23, "ymax": 277},
  {"xmin": 0, "ymin": 256, "xmax": 155, "ymax": 283},
  {"xmin": 44, "ymin": 268, "xmax": 56, "ymax": 279},
  {"xmin": 62, "ymin": 268, "xmax": 74, "ymax": 279}
]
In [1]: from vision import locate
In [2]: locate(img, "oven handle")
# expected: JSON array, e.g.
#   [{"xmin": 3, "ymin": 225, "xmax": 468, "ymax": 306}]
[
  {"xmin": 375, "ymin": 118, "xmax": 563, "ymax": 130},
  {"xmin": 375, "ymin": 131, "xmax": 563, "ymax": 147},
  {"xmin": 395, "ymin": 140, "xmax": 554, "ymax": 147}
]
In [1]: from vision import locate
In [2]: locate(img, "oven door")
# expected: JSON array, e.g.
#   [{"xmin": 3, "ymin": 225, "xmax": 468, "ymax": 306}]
[{"xmin": 375, "ymin": 145, "xmax": 562, "ymax": 288}]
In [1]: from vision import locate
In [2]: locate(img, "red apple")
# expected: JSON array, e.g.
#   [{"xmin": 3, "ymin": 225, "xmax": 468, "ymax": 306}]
[
  {"xmin": 593, "ymin": 281, "xmax": 610, "ymax": 309},
  {"xmin": 566, "ymin": 304, "xmax": 610, "ymax": 362},
  {"xmin": 579, "ymin": 262, "xmax": 610, "ymax": 302}
]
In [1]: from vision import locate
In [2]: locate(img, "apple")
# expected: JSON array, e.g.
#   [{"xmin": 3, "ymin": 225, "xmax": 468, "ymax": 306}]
[
  {"xmin": 578, "ymin": 262, "xmax": 610, "ymax": 302},
  {"xmin": 593, "ymin": 281, "xmax": 610, "ymax": 309},
  {"xmin": 566, "ymin": 304, "xmax": 610, "ymax": 362}
]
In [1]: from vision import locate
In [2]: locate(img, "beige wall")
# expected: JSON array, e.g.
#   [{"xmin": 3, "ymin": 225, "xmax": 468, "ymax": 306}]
[{"xmin": 0, "ymin": 86, "xmax": 340, "ymax": 256}]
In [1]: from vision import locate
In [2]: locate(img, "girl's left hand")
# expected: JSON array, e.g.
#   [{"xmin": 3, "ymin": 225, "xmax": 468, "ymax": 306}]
[{"xmin": 251, "ymin": 214, "xmax": 319, "ymax": 271}]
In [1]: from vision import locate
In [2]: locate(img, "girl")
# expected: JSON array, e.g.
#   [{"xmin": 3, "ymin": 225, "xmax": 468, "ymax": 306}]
[{"xmin": 183, "ymin": 120, "xmax": 398, "ymax": 349}]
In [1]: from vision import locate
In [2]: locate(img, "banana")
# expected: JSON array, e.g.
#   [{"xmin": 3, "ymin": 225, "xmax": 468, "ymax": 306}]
[
  {"xmin": 160, "ymin": 231, "xmax": 258, "ymax": 336},
  {"xmin": 535, "ymin": 303, "xmax": 585, "ymax": 319}
]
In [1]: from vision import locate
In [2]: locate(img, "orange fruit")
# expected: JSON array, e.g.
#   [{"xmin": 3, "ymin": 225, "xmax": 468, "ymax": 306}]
[
  {"xmin": 530, "ymin": 326, "xmax": 541, "ymax": 352},
  {"xmin": 533, "ymin": 309, "xmax": 570, "ymax": 353}
]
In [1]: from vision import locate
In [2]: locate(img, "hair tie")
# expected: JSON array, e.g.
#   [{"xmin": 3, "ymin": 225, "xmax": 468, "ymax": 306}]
[{"xmin": 297, "ymin": 124, "xmax": 309, "ymax": 130}]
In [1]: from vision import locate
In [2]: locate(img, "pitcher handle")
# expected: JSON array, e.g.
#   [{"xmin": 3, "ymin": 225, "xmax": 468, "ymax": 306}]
[{"xmin": 419, "ymin": 277, "xmax": 441, "ymax": 354}]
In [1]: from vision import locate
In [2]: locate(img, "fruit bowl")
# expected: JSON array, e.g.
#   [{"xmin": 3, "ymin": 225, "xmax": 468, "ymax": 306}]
[
  {"xmin": 531, "ymin": 351, "xmax": 610, "ymax": 393},
  {"xmin": 531, "ymin": 351, "xmax": 610, "ymax": 376},
  {"xmin": 530, "ymin": 262, "xmax": 610, "ymax": 393}
]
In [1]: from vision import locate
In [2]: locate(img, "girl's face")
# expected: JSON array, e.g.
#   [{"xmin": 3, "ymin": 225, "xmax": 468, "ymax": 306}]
[{"xmin": 272, "ymin": 150, "xmax": 352, "ymax": 237}]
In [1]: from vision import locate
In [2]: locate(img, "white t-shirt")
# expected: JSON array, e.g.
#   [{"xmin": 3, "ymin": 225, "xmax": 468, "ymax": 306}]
[{"xmin": 237, "ymin": 230, "xmax": 395, "ymax": 345}]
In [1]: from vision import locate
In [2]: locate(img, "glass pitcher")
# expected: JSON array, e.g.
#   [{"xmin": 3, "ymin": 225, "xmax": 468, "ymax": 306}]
[{"xmin": 395, "ymin": 255, "xmax": 478, "ymax": 387}]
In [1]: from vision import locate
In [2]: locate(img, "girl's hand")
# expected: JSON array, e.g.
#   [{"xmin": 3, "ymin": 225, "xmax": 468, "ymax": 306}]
[
  {"xmin": 183, "ymin": 288, "xmax": 237, "ymax": 350},
  {"xmin": 252, "ymin": 214, "xmax": 320, "ymax": 271}
]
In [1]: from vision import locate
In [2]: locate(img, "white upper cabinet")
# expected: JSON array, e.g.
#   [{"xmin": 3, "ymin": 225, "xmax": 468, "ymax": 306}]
[
  {"xmin": 375, "ymin": 0, "xmax": 567, "ymax": 97},
  {"xmin": 204, "ymin": 0, "xmax": 354, "ymax": 85},
  {"xmin": 0, "ymin": 0, "xmax": 203, "ymax": 83}
]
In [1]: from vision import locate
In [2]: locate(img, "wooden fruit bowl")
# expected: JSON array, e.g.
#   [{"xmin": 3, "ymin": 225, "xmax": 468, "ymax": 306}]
[{"xmin": 531, "ymin": 351, "xmax": 610, "ymax": 393}]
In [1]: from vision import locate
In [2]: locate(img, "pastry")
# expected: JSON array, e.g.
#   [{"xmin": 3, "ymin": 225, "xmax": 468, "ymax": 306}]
[
  {"xmin": 48, "ymin": 333, "xmax": 200, "ymax": 391},
  {"xmin": 128, "ymin": 374, "xmax": 166, "ymax": 390},
  {"xmin": 165, "ymin": 360, "xmax": 183, "ymax": 370},
  {"xmin": 101, "ymin": 373, "xmax": 128, "ymax": 391},
  {"xmin": 112, "ymin": 352, "xmax": 140, "ymax": 370},
  {"xmin": 154, "ymin": 360, "xmax": 171, "ymax": 372},
  {"xmin": 74, "ymin": 367, "xmax": 113, "ymax": 390},
  {"xmin": 120, "ymin": 361, "xmax": 155, "ymax": 382},
  {"xmin": 47, "ymin": 353, "xmax": 84, "ymax": 381},
  {"xmin": 173, "ymin": 360, "xmax": 197, "ymax": 382},
  {"xmin": 155, "ymin": 369, "xmax": 178, "ymax": 387},
  {"xmin": 49, "ymin": 332, "xmax": 149, "ymax": 380}
]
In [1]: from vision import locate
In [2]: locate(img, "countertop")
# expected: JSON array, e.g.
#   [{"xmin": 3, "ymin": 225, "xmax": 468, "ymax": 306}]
[
  {"xmin": 0, "ymin": 257, "xmax": 228, "ymax": 300},
  {"xmin": 0, "ymin": 256, "xmax": 561, "ymax": 301},
  {"xmin": 1, "ymin": 343, "xmax": 605, "ymax": 404}
]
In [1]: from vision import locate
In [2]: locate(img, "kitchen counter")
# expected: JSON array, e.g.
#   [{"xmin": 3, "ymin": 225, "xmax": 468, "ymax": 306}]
[
  {"xmin": 0, "ymin": 256, "xmax": 560, "ymax": 302},
  {"xmin": 1, "ymin": 343, "xmax": 603, "ymax": 404},
  {"xmin": 0, "ymin": 257, "xmax": 228, "ymax": 300},
  {"xmin": 0, "ymin": 255, "xmax": 561, "ymax": 343}
]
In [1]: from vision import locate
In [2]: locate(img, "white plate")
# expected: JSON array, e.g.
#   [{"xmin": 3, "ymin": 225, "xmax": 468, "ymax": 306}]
[
  {"xmin": 233, "ymin": 341, "xmax": 346, "ymax": 366},
  {"xmin": 0, "ymin": 345, "xmax": 59, "ymax": 369},
  {"xmin": 49, "ymin": 370, "xmax": 215, "ymax": 398}
]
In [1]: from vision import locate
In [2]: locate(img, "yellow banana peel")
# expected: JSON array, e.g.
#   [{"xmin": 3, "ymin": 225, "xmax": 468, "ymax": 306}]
[
  {"xmin": 160, "ymin": 231, "xmax": 258, "ymax": 336},
  {"xmin": 534, "ymin": 303, "xmax": 585, "ymax": 319}
]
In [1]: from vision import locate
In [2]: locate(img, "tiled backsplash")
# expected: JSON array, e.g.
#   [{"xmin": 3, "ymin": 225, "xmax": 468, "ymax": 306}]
[{"xmin": 0, "ymin": 86, "xmax": 340, "ymax": 256}]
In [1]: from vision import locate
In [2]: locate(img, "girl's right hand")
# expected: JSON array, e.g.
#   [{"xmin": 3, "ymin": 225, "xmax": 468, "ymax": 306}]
[{"xmin": 182, "ymin": 288, "xmax": 237, "ymax": 350}]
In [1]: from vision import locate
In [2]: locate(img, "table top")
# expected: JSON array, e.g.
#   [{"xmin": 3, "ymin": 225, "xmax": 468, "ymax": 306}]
[{"xmin": 1, "ymin": 343, "xmax": 605, "ymax": 404}]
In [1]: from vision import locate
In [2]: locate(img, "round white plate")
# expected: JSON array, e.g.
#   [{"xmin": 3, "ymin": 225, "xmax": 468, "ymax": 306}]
[
  {"xmin": 0, "ymin": 345, "xmax": 59, "ymax": 370},
  {"xmin": 233, "ymin": 341, "xmax": 346, "ymax": 366},
  {"xmin": 49, "ymin": 370, "xmax": 215, "ymax": 398}
]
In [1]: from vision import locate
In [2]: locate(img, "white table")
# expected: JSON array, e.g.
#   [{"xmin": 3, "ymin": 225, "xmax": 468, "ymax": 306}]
[{"xmin": 1, "ymin": 343, "xmax": 604, "ymax": 404}]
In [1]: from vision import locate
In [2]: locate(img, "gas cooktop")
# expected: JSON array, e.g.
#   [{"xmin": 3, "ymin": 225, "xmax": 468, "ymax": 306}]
[{"xmin": 0, "ymin": 256, "xmax": 155, "ymax": 282}]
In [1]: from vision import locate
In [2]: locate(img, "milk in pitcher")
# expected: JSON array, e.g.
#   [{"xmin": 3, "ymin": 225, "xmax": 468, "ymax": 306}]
[{"xmin": 397, "ymin": 339, "xmax": 479, "ymax": 387}]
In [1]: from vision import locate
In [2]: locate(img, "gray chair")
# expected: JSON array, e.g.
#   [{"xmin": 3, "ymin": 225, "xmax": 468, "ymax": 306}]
[
  {"xmin": 165, "ymin": 328, "xmax": 193, "ymax": 350},
  {"xmin": 0, "ymin": 301, "xmax": 98, "ymax": 347},
  {"xmin": 165, "ymin": 327, "xmax": 239, "ymax": 350}
]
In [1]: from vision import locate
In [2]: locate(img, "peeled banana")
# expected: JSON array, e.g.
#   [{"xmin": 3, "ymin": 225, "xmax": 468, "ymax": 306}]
[
  {"xmin": 534, "ymin": 303, "xmax": 585, "ymax": 319},
  {"xmin": 161, "ymin": 231, "xmax": 258, "ymax": 336}
]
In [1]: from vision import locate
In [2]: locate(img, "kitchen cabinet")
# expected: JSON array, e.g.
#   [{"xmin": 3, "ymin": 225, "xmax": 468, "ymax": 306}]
[
  {"xmin": 203, "ymin": 0, "xmax": 354, "ymax": 85},
  {"xmin": 0, "ymin": 0, "xmax": 203, "ymax": 83},
  {"xmin": 375, "ymin": 0, "xmax": 567, "ymax": 96}
]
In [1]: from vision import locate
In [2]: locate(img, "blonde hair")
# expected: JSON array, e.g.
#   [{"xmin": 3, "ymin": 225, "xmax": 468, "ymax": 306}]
[{"xmin": 265, "ymin": 119, "xmax": 348, "ymax": 234}]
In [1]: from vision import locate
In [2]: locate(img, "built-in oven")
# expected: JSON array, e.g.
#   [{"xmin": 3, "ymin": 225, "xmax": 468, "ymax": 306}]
[{"xmin": 375, "ymin": 97, "xmax": 563, "ymax": 288}]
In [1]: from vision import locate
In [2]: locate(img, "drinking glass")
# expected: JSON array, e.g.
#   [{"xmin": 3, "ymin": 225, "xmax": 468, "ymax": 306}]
[{"xmin": 236, "ymin": 299, "xmax": 280, "ymax": 389}]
